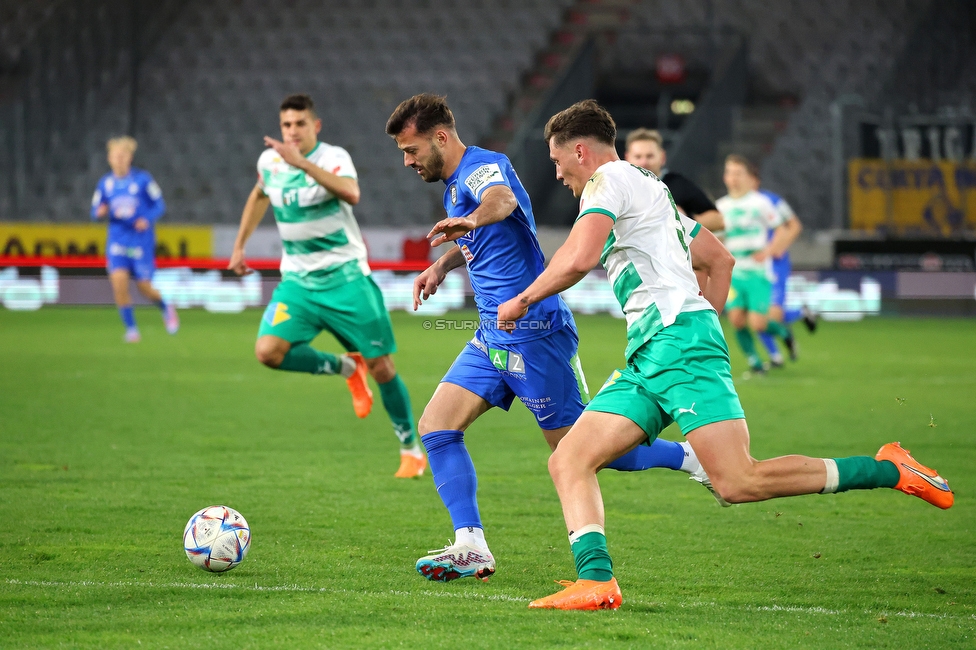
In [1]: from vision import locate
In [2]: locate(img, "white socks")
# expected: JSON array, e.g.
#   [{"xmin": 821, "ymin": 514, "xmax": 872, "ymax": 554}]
[
  {"xmin": 678, "ymin": 441, "xmax": 700, "ymax": 474},
  {"xmin": 568, "ymin": 524, "xmax": 605, "ymax": 545},
  {"xmin": 339, "ymin": 354, "xmax": 357, "ymax": 378},
  {"xmin": 821, "ymin": 458, "xmax": 839, "ymax": 494},
  {"xmin": 401, "ymin": 444, "xmax": 423, "ymax": 457},
  {"xmin": 455, "ymin": 526, "xmax": 489, "ymax": 552}
]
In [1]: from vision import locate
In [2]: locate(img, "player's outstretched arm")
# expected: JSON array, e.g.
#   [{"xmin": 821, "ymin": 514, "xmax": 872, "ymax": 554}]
[
  {"xmin": 91, "ymin": 182, "xmax": 108, "ymax": 220},
  {"xmin": 134, "ymin": 177, "xmax": 166, "ymax": 232},
  {"xmin": 496, "ymin": 213, "xmax": 611, "ymax": 330},
  {"xmin": 768, "ymin": 215, "xmax": 802, "ymax": 258},
  {"xmin": 229, "ymin": 184, "xmax": 271, "ymax": 276},
  {"xmin": 694, "ymin": 209, "xmax": 725, "ymax": 232},
  {"xmin": 413, "ymin": 247, "xmax": 465, "ymax": 310},
  {"xmin": 263, "ymin": 136, "xmax": 360, "ymax": 205},
  {"xmin": 427, "ymin": 185, "xmax": 517, "ymax": 246},
  {"xmin": 689, "ymin": 226, "xmax": 734, "ymax": 313}
]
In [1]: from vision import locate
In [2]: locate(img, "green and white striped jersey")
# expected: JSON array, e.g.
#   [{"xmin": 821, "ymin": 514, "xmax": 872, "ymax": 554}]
[
  {"xmin": 715, "ymin": 190, "xmax": 785, "ymax": 276},
  {"xmin": 257, "ymin": 142, "xmax": 369, "ymax": 290},
  {"xmin": 578, "ymin": 160, "xmax": 712, "ymax": 359}
]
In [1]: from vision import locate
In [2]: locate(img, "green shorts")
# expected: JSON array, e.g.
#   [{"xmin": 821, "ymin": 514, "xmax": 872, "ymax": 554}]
[
  {"xmin": 585, "ymin": 309, "xmax": 744, "ymax": 440},
  {"xmin": 257, "ymin": 274, "xmax": 396, "ymax": 359},
  {"xmin": 727, "ymin": 270, "xmax": 772, "ymax": 314}
]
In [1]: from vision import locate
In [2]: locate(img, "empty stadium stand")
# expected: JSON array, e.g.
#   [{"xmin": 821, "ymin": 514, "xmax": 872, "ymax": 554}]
[{"xmin": 5, "ymin": 0, "xmax": 970, "ymax": 233}]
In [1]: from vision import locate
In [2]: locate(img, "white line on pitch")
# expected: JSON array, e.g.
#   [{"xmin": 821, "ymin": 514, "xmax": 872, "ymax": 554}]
[
  {"xmin": 6, "ymin": 579, "xmax": 974, "ymax": 620},
  {"xmin": 4, "ymin": 578, "xmax": 528, "ymax": 603}
]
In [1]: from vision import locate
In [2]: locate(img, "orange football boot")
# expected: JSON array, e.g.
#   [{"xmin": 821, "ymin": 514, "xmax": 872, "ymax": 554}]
[
  {"xmin": 528, "ymin": 578, "xmax": 622, "ymax": 610},
  {"xmin": 876, "ymin": 442, "xmax": 953, "ymax": 509},
  {"xmin": 345, "ymin": 353, "xmax": 373, "ymax": 418},
  {"xmin": 395, "ymin": 450, "xmax": 427, "ymax": 478}
]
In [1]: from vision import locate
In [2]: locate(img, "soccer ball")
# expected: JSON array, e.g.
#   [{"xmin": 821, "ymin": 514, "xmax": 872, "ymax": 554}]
[{"xmin": 183, "ymin": 505, "xmax": 251, "ymax": 572}]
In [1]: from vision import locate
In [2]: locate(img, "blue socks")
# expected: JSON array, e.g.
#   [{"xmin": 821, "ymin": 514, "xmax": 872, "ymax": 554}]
[
  {"xmin": 421, "ymin": 430, "xmax": 481, "ymax": 529},
  {"xmin": 758, "ymin": 331, "xmax": 780, "ymax": 358},
  {"xmin": 606, "ymin": 437, "xmax": 686, "ymax": 471},
  {"xmin": 118, "ymin": 305, "xmax": 136, "ymax": 328}
]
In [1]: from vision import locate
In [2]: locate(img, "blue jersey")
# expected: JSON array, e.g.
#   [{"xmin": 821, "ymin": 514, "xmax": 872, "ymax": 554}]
[
  {"xmin": 760, "ymin": 189, "xmax": 792, "ymax": 267},
  {"xmin": 443, "ymin": 147, "xmax": 574, "ymax": 345},
  {"xmin": 90, "ymin": 168, "xmax": 165, "ymax": 250}
]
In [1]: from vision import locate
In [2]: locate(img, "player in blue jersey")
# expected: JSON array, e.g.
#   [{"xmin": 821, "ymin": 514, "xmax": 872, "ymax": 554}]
[
  {"xmin": 748, "ymin": 172, "xmax": 816, "ymax": 367},
  {"xmin": 386, "ymin": 94, "xmax": 712, "ymax": 583},
  {"xmin": 91, "ymin": 136, "xmax": 178, "ymax": 342}
]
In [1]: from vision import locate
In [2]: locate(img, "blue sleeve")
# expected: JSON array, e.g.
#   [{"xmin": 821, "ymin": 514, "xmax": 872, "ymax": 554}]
[
  {"xmin": 140, "ymin": 174, "xmax": 166, "ymax": 223},
  {"xmin": 459, "ymin": 157, "xmax": 510, "ymax": 204},
  {"xmin": 90, "ymin": 177, "xmax": 106, "ymax": 220}
]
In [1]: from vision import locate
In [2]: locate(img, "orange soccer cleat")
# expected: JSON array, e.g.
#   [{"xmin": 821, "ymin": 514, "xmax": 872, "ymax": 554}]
[
  {"xmin": 528, "ymin": 578, "xmax": 622, "ymax": 611},
  {"xmin": 345, "ymin": 353, "xmax": 373, "ymax": 418},
  {"xmin": 395, "ymin": 450, "xmax": 427, "ymax": 478},
  {"xmin": 876, "ymin": 442, "xmax": 953, "ymax": 509}
]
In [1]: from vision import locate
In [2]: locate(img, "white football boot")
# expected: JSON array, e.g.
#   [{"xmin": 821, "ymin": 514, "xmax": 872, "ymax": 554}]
[
  {"xmin": 690, "ymin": 465, "xmax": 732, "ymax": 507},
  {"xmin": 416, "ymin": 542, "xmax": 495, "ymax": 582}
]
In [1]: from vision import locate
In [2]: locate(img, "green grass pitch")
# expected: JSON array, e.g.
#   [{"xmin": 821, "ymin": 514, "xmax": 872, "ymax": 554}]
[{"xmin": 1, "ymin": 307, "xmax": 974, "ymax": 648}]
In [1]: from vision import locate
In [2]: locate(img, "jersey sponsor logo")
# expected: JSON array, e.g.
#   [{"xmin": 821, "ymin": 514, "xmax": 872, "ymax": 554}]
[
  {"xmin": 463, "ymin": 163, "xmax": 503, "ymax": 198},
  {"xmin": 263, "ymin": 301, "xmax": 292, "ymax": 327},
  {"xmin": 450, "ymin": 183, "xmax": 458, "ymax": 205},
  {"xmin": 507, "ymin": 351, "xmax": 525, "ymax": 374},
  {"xmin": 128, "ymin": 183, "xmax": 139, "ymax": 195},
  {"xmin": 488, "ymin": 348, "xmax": 525, "ymax": 376},
  {"xmin": 460, "ymin": 244, "xmax": 474, "ymax": 262},
  {"xmin": 110, "ymin": 196, "xmax": 139, "ymax": 219},
  {"xmin": 490, "ymin": 348, "xmax": 508, "ymax": 371},
  {"xmin": 108, "ymin": 243, "xmax": 144, "ymax": 259}
]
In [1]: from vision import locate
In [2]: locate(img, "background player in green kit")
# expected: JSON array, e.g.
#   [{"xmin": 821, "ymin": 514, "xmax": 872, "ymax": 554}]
[
  {"xmin": 229, "ymin": 94, "xmax": 426, "ymax": 479},
  {"xmin": 497, "ymin": 100, "xmax": 953, "ymax": 611},
  {"xmin": 716, "ymin": 154, "xmax": 797, "ymax": 374}
]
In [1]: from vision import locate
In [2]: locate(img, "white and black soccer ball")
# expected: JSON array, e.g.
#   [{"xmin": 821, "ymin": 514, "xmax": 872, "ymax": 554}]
[{"xmin": 183, "ymin": 505, "xmax": 251, "ymax": 572}]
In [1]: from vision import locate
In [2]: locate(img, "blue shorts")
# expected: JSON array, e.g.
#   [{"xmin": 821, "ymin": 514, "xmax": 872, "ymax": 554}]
[
  {"xmin": 770, "ymin": 255, "xmax": 791, "ymax": 308},
  {"xmin": 441, "ymin": 325, "xmax": 588, "ymax": 430},
  {"xmin": 106, "ymin": 242, "xmax": 155, "ymax": 282}
]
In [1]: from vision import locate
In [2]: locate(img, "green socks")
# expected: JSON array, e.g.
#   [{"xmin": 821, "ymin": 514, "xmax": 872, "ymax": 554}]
[
  {"xmin": 766, "ymin": 320, "xmax": 791, "ymax": 340},
  {"xmin": 279, "ymin": 344, "xmax": 341, "ymax": 375},
  {"xmin": 277, "ymin": 349, "xmax": 417, "ymax": 449},
  {"xmin": 570, "ymin": 527, "xmax": 613, "ymax": 582},
  {"xmin": 378, "ymin": 374, "xmax": 418, "ymax": 448},
  {"xmin": 735, "ymin": 328, "xmax": 761, "ymax": 368},
  {"xmin": 822, "ymin": 457, "xmax": 900, "ymax": 493}
]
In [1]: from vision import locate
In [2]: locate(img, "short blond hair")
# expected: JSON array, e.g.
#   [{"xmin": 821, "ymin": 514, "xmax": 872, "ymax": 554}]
[
  {"xmin": 625, "ymin": 128, "xmax": 663, "ymax": 150},
  {"xmin": 106, "ymin": 136, "xmax": 137, "ymax": 153}
]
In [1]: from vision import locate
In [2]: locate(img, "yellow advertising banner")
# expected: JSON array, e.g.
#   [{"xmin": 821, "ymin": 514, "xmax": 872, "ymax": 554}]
[
  {"xmin": 849, "ymin": 159, "xmax": 976, "ymax": 234},
  {"xmin": 0, "ymin": 223, "xmax": 213, "ymax": 258}
]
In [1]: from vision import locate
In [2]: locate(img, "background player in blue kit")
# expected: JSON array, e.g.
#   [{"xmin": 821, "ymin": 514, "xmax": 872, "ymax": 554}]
[
  {"xmin": 750, "ymin": 173, "xmax": 816, "ymax": 366},
  {"xmin": 91, "ymin": 136, "xmax": 179, "ymax": 342},
  {"xmin": 386, "ymin": 94, "xmax": 709, "ymax": 583}
]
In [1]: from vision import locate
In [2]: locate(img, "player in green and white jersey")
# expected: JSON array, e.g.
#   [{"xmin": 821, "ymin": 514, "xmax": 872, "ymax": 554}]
[
  {"xmin": 496, "ymin": 100, "xmax": 952, "ymax": 611},
  {"xmin": 716, "ymin": 154, "xmax": 796, "ymax": 374},
  {"xmin": 229, "ymin": 94, "xmax": 426, "ymax": 479}
]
